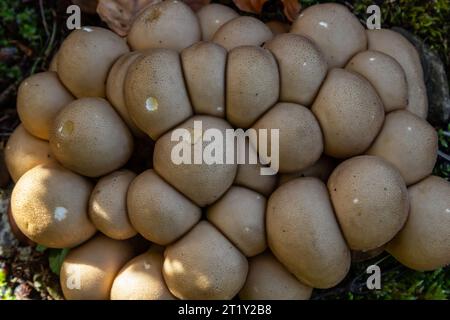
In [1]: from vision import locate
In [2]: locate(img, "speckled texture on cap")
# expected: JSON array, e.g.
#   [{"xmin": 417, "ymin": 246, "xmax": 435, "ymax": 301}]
[{"xmin": 197, "ymin": 4, "xmax": 238, "ymax": 41}]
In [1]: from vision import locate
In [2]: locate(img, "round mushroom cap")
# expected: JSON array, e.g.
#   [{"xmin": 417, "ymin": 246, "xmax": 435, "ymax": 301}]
[
  {"xmin": 153, "ymin": 115, "xmax": 238, "ymax": 207},
  {"xmin": 207, "ymin": 186, "xmax": 267, "ymax": 257},
  {"xmin": 11, "ymin": 163, "xmax": 96, "ymax": 248},
  {"xmin": 5, "ymin": 125, "xmax": 54, "ymax": 182},
  {"xmin": 312, "ymin": 68, "xmax": 385, "ymax": 158},
  {"xmin": 89, "ymin": 170, "xmax": 137, "ymax": 240},
  {"xmin": 328, "ymin": 155, "xmax": 409, "ymax": 251},
  {"xmin": 267, "ymin": 177, "xmax": 351, "ymax": 289},
  {"xmin": 181, "ymin": 42, "xmax": 226, "ymax": 117},
  {"xmin": 366, "ymin": 110, "xmax": 438, "ymax": 185},
  {"xmin": 128, "ymin": 0, "xmax": 200, "ymax": 52},
  {"xmin": 346, "ymin": 50, "xmax": 408, "ymax": 112},
  {"xmin": 239, "ymin": 252, "xmax": 313, "ymax": 300},
  {"xmin": 278, "ymin": 155, "xmax": 336, "ymax": 186},
  {"xmin": 106, "ymin": 51, "xmax": 145, "ymax": 137},
  {"xmin": 264, "ymin": 34, "xmax": 327, "ymax": 106},
  {"xmin": 213, "ymin": 16, "xmax": 273, "ymax": 51},
  {"xmin": 111, "ymin": 248, "xmax": 176, "ymax": 300},
  {"xmin": 57, "ymin": 26, "xmax": 129, "ymax": 98},
  {"xmin": 127, "ymin": 169, "xmax": 201, "ymax": 245},
  {"xmin": 17, "ymin": 72, "xmax": 74, "ymax": 140},
  {"xmin": 60, "ymin": 234, "xmax": 137, "ymax": 300},
  {"xmin": 226, "ymin": 46, "xmax": 279, "ymax": 128},
  {"xmin": 49, "ymin": 98, "xmax": 134, "ymax": 177},
  {"xmin": 124, "ymin": 49, "xmax": 193, "ymax": 140},
  {"xmin": 197, "ymin": 4, "xmax": 238, "ymax": 41},
  {"xmin": 163, "ymin": 221, "xmax": 248, "ymax": 299},
  {"xmin": 234, "ymin": 141, "xmax": 278, "ymax": 196},
  {"xmin": 290, "ymin": 3, "xmax": 367, "ymax": 68},
  {"xmin": 252, "ymin": 102, "xmax": 323, "ymax": 173},
  {"xmin": 387, "ymin": 176, "xmax": 450, "ymax": 271},
  {"xmin": 367, "ymin": 29, "xmax": 428, "ymax": 118}
]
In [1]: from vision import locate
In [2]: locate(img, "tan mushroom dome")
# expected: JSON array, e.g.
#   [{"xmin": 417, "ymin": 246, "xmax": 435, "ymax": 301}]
[
  {"xmin": 197, "ymin": 3, "xmax": 238, "ymax": 41},
  {"xmin": 290, "ymin": 3, "xmax": 367, "ymax": 68}
]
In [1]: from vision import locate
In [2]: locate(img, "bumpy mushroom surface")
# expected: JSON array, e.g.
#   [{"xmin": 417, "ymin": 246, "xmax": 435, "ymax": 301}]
[
  {"xmin": 387, "ymin": 176, "xmax": 450, "ymax": 271},
  {"xmin": 264, "ymin": 34, "xmax": 327, "ymax": 106},
  {"xmin": 226, "ymin": 46, "xmax": 279, "ymax": 128},
  {"xmin": 124, "ymin": 48, "xmax": 193, "ymax": 140},
  {"xmin": 5, "ymin": 125, "xmax": 53, "ymax": 182},
  {"xmin": 11, "ymin": 163, "xmax": 96, "ymax": 248},
  {"xmin": 111, "ymin": 247, "xmax": 176, "ymax": 300},
  {"xmin": 366, "ymin": 110, "xmax": 438, "ymax": 185},
  {"xmin": 197, "ymin": 4, "xmax": 238, "ymax": 41},
  {"xmin": 328, "ymin": 156, "xmax": 409, "ymax": 251},
  {"xmin": 127, "ymin": 169, "xmax": 201, "ymax": 245},
  {"xmin": 312, "ymin": 68, "xmax": 385, "ymax": 158},
  {"xmin": 163, "ymin": 221, "xmax": 248, "ymax": 299},
  {"xmin": 252, "ymin": 102, "xmax": 323, "ymax": 173},
  {"xmin": 346, "ymin": 50, "xmax": 408, "ymax": 112},
  {"xmin": 128, "ymin": 0, "xmax": 201, "ymax": 52},
  {"xmin": 267, "ymin": 177, "xmax": 351, "ymax": 289},
  {"xmin": 213, "ymin": 16, "xmax": 273, "ymax": 51},
  {"xmin": 367, "ymin": 29, "xmax": 428, "ymax": 118},
  {"xmin": 207, "ymin": 186, "xmax": 267, "ymax": 257},
  {"xmin": 239, "ymin": 252, "xmax": 313, "ymax": 300},
  {"xmin": 57, "ymin": 26, "xmax": 129, "ymax": 98},
  {"xmin": 60, "ymin": 234, "xmax": 137, "ymax": 300},
  {"xmin": 290, "ymin": 3, "xmax": 367, "ymax": 68},
  {"xmin": 49, "ymin": 98, "xmax": 134, "ymax": 177},
  {"xmin": 17, "ymin": 72, "xmax": 74, "ymax": 140},
  {"xmin": 181, "ymin": 42, "xmax": 227, "ymax": 118},
  {"xmin": 89, "ymin": 170, "xmax": 137, "ymax": 240},
  {"xmin": 153, "ymin": 115, "xmax": 237, "ymax": 207}
]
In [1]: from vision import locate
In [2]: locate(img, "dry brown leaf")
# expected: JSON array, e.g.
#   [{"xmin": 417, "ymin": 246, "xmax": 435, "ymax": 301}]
[
  {"xmin": 281, "ymin": 0, "xmax": 301, "ymax": 22},
  {"xmin": 233, "ymin": 0, "xmax": 268, "ymax": 14},
  {"xmin": 96, "ymin": 0, "xmax": 162, "ymax": 36}
]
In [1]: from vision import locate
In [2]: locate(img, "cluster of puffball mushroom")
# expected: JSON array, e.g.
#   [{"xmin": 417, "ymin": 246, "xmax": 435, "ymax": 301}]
[{"xmin": 4, "ymin": 1, "xmax": 450, "ymax": 300}]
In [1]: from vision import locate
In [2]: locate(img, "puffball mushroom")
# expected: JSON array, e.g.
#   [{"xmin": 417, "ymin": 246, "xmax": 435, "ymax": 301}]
[
  {"xmin": 163, "ymin": 221, "xmax": 248, "ymax": 300},
  {"xmin": 11, "ymin": 163, "xmax": 96, "ymax": 248},
  {"xmin": 127, "ymin": 169, "xmax": 201, "ymax": 245},
  {"xmin": 213, "ymin": 16, "xmax": 273, "ymax": 51},
  {"xmin": 264, "ymin": 34, "xmax": 328, "ymax": 106},
  {"xmin": 111, "ymin": 247, "xmax": 176, "ymax": 300},
  {"xmin": 278, "ymin": 155, "xmax": 336, "ymax": 186},
  {"xmin": 181, "ymin": 42, "xmax": 226, "ymax": 118},
  {"xmin": 17, "ymin": 71, "xmax": 74, "ymax": 140},
  {"xmin": 128, "ymin": 0, "xmax": 201, "ymax": 52},
  {"xmin": 366, "ymin": 110, "xmax": 438, "ymax": 186},
  {"xmin": 387, "ymin": 176, "xmax": 450, "ymax": 271},
  {"xmin": 60, "ymin": 234, "xmax": 137, "ymax": 300},
  {"xmin": 312, "ymin": 68, "xmax": 385, "ymax": 158},
  {"xmin": 267, "ymin": 177, "xmax": 351, "ymax": 289},
  {"xmin": 266, "ymin": 21, "xmax": 290, "ymax": 35},
  {"xmin": 49, "ymin": 98, "xmax": 134, "ymax": 177},
  {"xmin": 5, "ymin": 125, "xmax": 53, "ymax": 182},
  {"xmin": 124, "ymin": 48, "xmax": 193, "ymax": 140},
  {"xmin": 290, "ymin": 3, "xmax": 367, "ymax": 69},
  {"xmin": 367, "ymin": 29, "xmax": 428, "ymax": 118},
  {"xmin": 239, "ymin": 252, "xmax": 313, "ymax": 300},
  {"xmin": 346, "ymin": 50, "xmax": 408, "ymax": 113},
  {"xmin": 89, "ymin": 170, "xmax": 137, "ymax": 240},
  {"xmin": 226, "ymin": 46, "xmax": 279, "ymax": 128},
  {"xmin": 57, "ymin": 26, "xmax": 129, "ymax": 98},
  {"xmin": 106, "ymin": 51, "xmax": 145, "ymax": 137},
  {"xmin": 153, "ymin": 115, "xmax": 238, "ymax": 207},
  {"xmin": 328, "ymin": 156, "xmax": 409, "ymax": 251},
  {"xmin": 207, "ymin": 186, "xmax": 267, "ymax": 257},
  {"xmin": 252, "ymin": 102, "xmax": 323, "ymax": 173},
  {"xmin": 197, "ymin": 3, "xmax": 238, "ymax": 41}
]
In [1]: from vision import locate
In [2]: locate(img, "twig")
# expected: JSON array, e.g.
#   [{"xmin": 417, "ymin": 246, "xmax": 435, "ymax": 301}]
[
  {"xmin": 39, "ymin": 0, "xmax": 50, "ymax": 37},
  {"xmin": 438, "ymin": 150, "xmax": 450, "ymax": 162}
]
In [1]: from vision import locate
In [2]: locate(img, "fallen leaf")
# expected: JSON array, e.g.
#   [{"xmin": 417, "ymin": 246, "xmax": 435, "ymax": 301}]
[
  {"xmin": 72, "ymin": 0, "xmax": 99, "ymax": 14},
  {"xmin": 281, "ymin": 0, "xmax": 301, "ymax": 22},
  {"xmin": 97, "ymin": 0, "xmax": 162, "ymax": 36},
  {"xmin": 233, "ymin": 0, "xmax": 268, "ymax": 14}
]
